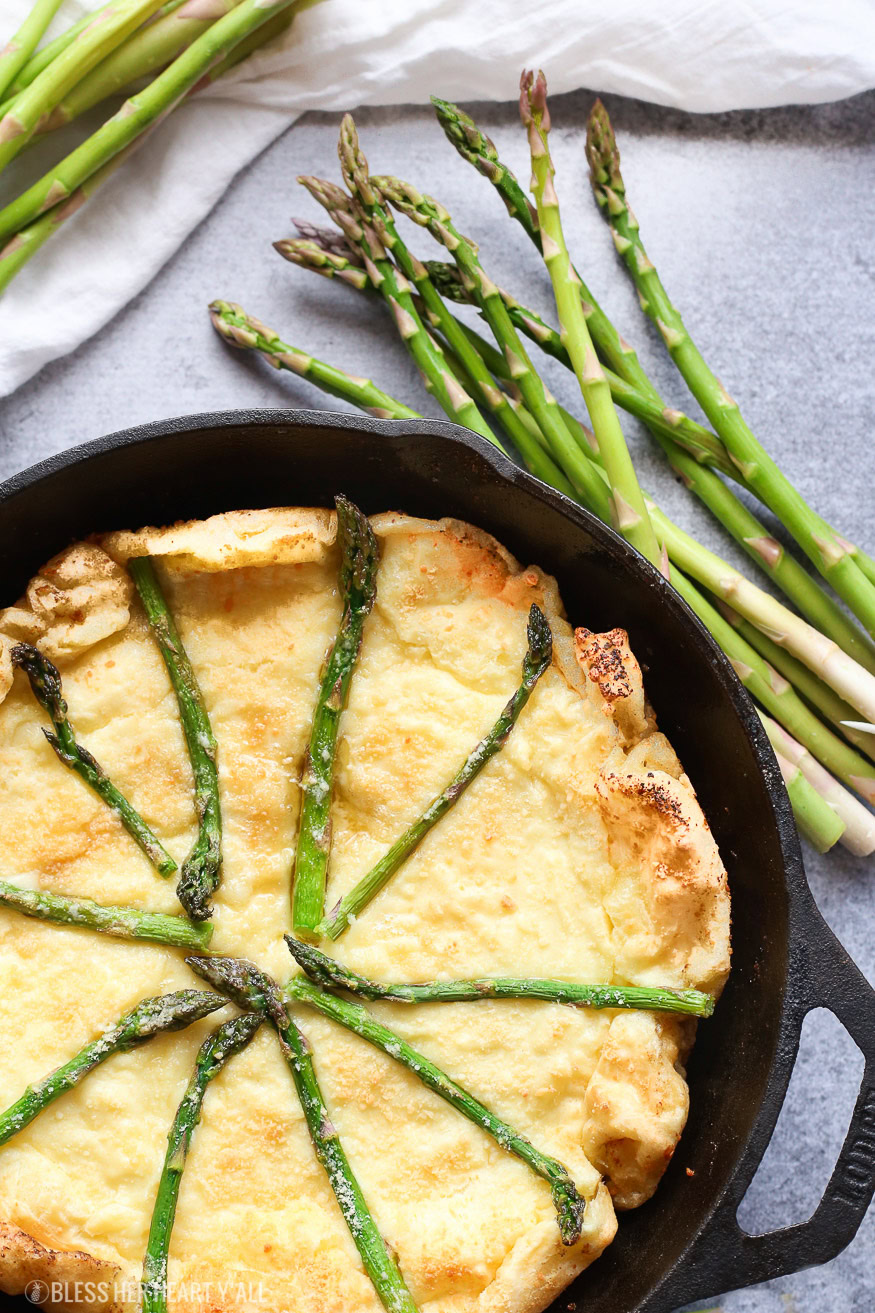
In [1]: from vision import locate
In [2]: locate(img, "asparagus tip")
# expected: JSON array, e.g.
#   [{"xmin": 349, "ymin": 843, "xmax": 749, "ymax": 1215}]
[
  {"xmin": 526, "ymin": 604, "xmax": 553, "ymax": 676},
  {"xmin": 585, "ymin": 99, "xmax": 622, "ymax": 194}
]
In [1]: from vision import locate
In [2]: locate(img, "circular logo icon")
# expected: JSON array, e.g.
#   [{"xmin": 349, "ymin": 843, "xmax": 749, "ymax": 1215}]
[{"xmin": 25, "ymin": 1282, "xmax": 49, "ymax": 1304}]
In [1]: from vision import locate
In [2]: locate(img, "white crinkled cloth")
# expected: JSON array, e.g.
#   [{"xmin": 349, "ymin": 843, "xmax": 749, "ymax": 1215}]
[{"xmin": 0, "ymin": 0, "xmax": 873, "ymax": 395}]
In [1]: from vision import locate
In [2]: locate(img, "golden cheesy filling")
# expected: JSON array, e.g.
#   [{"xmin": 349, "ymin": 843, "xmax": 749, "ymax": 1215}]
[{"xmin": 0, "ymin": 508, "xmax": 730, "ymax": 1313}]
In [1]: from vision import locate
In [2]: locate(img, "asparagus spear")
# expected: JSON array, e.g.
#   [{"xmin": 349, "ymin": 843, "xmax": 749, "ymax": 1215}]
[
  {"xmin": 11, "ymin": 642, "xmax": 176, "ymax": 876},
  {"xmin": 128, "ymin": 557, "xmax": 222, "ymax": 922},
  {"xmin": 289, "ymin": 215, "xmax": 362, "ymax": 259},
  {"xmin": 184, "ymin": 955, "xmax": 420, "ymax": 1313},
  {"xmin": 424, "ymin": 261, "xmax": 875, "ymax": 679},
  {"xmin": 0, "ymin": 990, "xmax": 226, "ymax": 1146},
  {"xmin": 287, "ymin": 938, "xmax": 716, "ymax": 1017},
  {"xmin": 274, "ymin": 237, "xmax": 371, "ymax": 292},
  {"xmin": 0, "ymin": 0, "xmax": 168, "ymax": 172},
  {"xmin": 425, "ymin": 261, "xmax": 739, "ymax": 479},
  {"xmin": 33, "ymin": 0, "xmax": 244, "ymax": 137},
  {"xmin": 333, "ymin": 116, "xmax": 575, "ymax": 495},
  {"xmin": 0, "ymin": 0, "xmax": 64, "ymax": 102},
  {"xmin": 585, "ymin": 100, "xmax": 875, "ymax": 637},
  {"xmin": 666, "ymin": 568, "xmax": 875, "ymax": 803},
  {"xmin": 281, "ymin": 971, "xmax": 588, "ymax": 1245},
  {"xmin": 372, "ymin": 175, "xmax": 613, "ymax": 522},
  {"xmin": 520, "ymin": 71, "xmax": 660, "ymax": 566},
  {"xmin": 0, "ymin": 0, "xmax": 125, "ymax": 108},
  {"xmin": 210, "ymin": 300, "xmax": 420, "ymax": 419},
  {"xmin": 0, "ymin": 0, "xmax": 304, "ymax": 248},
  {"xmin": 770, "ymin": 744, "xmax": 845, "ymax": 853},
  {"xmin": 292, "ymin": 496, "xmax": 378, "ymax": 936},
  {"xmin": 142, "ymin": 1012, "xmax": 262, "ymax": 1313},
  {"xmin": 0, "ymin": 879, "xmax": 213, "ymax": 949},
  {"xmin": 758, "ymin": 713, "xmax": 875, "ymax": 856},
  {"xmin": 720, "ymin": 605, "xmax": 875, "ymax": 759},
  {"xmin": 647, "ymin": 506, "xmax": 875, "ymax": 723},
  {"xmin": 431, "ymin": 95, "xmax": 660, "ymax": 397},
  {"xmin": 319, "ymin": 604, "xmax": 552, "ymax": 939},
  {"xmin": 299, "ymin": 166, "xmax": 501, "ymax": 451}
]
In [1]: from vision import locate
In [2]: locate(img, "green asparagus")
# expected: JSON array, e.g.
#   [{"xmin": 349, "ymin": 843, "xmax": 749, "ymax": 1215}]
[
  {"xmin": 184, "ymin": 955, "xmax": 420, "ymax": 1313},
  {"xmin": 521, "ymin": 70, "xmax": 660, "ymax": 565},
  {"xmin": 0, "ymin": 0, "xmax": 64, "ymax": 102},
  {"xmin": 0, "ymin": 0, "xmax": 304, "ymax": 249},
  {"xmin": 142, "ymin": 1012, "xmax": 262, "ymax": 1313},
  {"xmin": 0, "ymin": 0, "xmax": 167, "ymax": 172},
  {"xmin": 128, "ymin": 557, "xmax": 222, "ymax": 921},
  {"xmin": 585, "ymin": 99, "xmax": 875, "ymax": 638},
  {"xmin": 282, "ymin": 970, "xmax": 588, "ymax": 1244},
  {"xmin": 0, "ymin": 879, "xmax": 213, "ymax": 949},
  {"xmin": 11, "ymin": 642, "xmax": 176, "ymax": 876},
  {"xmin": 292, "ymin": 495, "xmax": 379, "ymax": 935},
  {"xmin": 319, "ymin": 604, "xmax": 552, "ymax": 939},
  {"xmin": 0, "ymin": 990, "xmax": 226, "ymax": 1146},
  {"xmin": 210, "ymin": 300, "xmax": 420, "ymax": 418},
  {"xmin": 287, "ymin": 937, "xmax": 716, "ymax": 1016}
]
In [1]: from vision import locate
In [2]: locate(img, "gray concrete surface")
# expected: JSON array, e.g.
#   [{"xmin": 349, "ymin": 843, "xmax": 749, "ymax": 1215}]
[{"xmin": 1, "ymin": 88, "xmax": 873, "ymax": 1312}]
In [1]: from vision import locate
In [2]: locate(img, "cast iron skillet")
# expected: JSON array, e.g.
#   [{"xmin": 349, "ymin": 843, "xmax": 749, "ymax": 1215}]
[{"xmin": 0, "ymin": 409, "xmax": 873, "ymax": 1313}]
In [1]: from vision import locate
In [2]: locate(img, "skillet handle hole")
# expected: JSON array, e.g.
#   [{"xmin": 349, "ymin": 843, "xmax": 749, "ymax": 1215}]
[{"xmin": 736, "ymin": 1007, "xmax": 863, "ymax": 1234}]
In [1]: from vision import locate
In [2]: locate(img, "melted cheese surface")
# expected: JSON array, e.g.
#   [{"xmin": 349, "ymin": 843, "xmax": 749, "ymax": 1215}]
[{"xmin": 0, "ymin": 510, "xmax": 730, "ymax": 1313}]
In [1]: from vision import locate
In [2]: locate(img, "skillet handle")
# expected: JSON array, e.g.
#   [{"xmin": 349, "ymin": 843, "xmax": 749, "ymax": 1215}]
[{"xmin": 652, "ymin": 903, "xmax": 875, "ymax": 1310}]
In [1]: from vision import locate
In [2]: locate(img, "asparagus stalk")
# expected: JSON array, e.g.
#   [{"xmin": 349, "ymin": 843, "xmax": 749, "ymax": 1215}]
[
  {"xmin": 210, "ymin": 300, "xmax": 420, "ymax": 419},
  {"xmin": 426, "ymin": 263, "xmax": 739, "ymax": 479},
  {"xmin": 289, "ymin": 215, "xmax": 363, "ymax": 259},
  {"xmin": 666, "ymin": 568, "xmax": 875, "ymax": 804},
  {"xmin": 184, "ymin": 955, "xmax": 420, "ymax": 1313},
  {"xmin": 0, "ymin": 990, "xmax": 226, "ymax": 1146},
  {"xmin": 287, "ymin": 938, "xmax": 716, "ymax": 1016},
  {"xmin": 0, "ymin": 879, "xmax": 213, "ymax": 949},
  {"xmin": 758, "ymin": 713, "xmax": 875, "ymax": 856},
  {"xmin": 281, "ymin": 970, "xmax": 588, "ymax": 1245},
  {"xmin": 520, "ymin": 70, "xmax": 660, "ymax": 566},
  {"xmin": 771, "ymin": 745, "xmax": 845, "ymax": 853},
  {"xmin": 128, "ymin": 557, "xmax": 222, "ymax": 922},
  {"xmin": 319, "ymin": 604, "xmax": 552, "ymax": 939},
  {"xmin": 0, "ymin": 0, "xmax": 64, "ymax": 101},
  {"xmin": 719, "ymin": 604, "xmax": 875, "ymax": 760},
  {"xmin": 431, "ymin": 94, "xmax": 659, "ymax": 402},
  {"xmin": 142, "ymin": 1012, "xmax": 262, "ymax": 1313},
  {"xmin": 274, "ymin": 237, "xmax": 371, "ymax": 292},
  {"xmin": 0, "ymin": 0, "xmax": 168, "ymax": 172},
  {"xmin": 292, "ymin": 496, "xmax": 378, "ymax": 936},
  {"xmin": 647, "ymin": 506, "xmax": 875, "ymax": 723},
  {"xmin": 11, "ymin": 642, "xmax": 176, "ymax": 876},
  {"xmin": 425, "ymin": 262, "xmax": 875, "ymax": 680},
  {"xmin": 0, "ymin": 0, "xmax": 304, "ymax": 248},
  {"xmin": 433, "ymin": 93, "xmax": 875, "ymax": 588},
  {"xmin": 336, "ymin": 115, "xmax": 573, "ymax": 492},
  {"xmin": 585, "ymin": 100, "xmax": 875, "ymax": 637},
  {"xmin": 33, "ymin": 0, "xmax": 244, "ymax": 137},
  {"xmin": 0, "ymin": 142, "xmax": 148, "ymax": 295},
  {"xmin": 299, "ymin": 165, "xmax": 501, "ymax": 450},
  {"xmin": 0, "ymin": 0, "xmax": 123, "ymax": 108},
  {"xmin": 372, "ymin": 174, "xmax": 613, "ymax": 521}
]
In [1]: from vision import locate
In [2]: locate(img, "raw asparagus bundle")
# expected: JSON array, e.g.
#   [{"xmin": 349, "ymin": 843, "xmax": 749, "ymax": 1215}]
[{"xmin": 0, "ymin": 0, "xmax": 310, "ymax": 292}]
